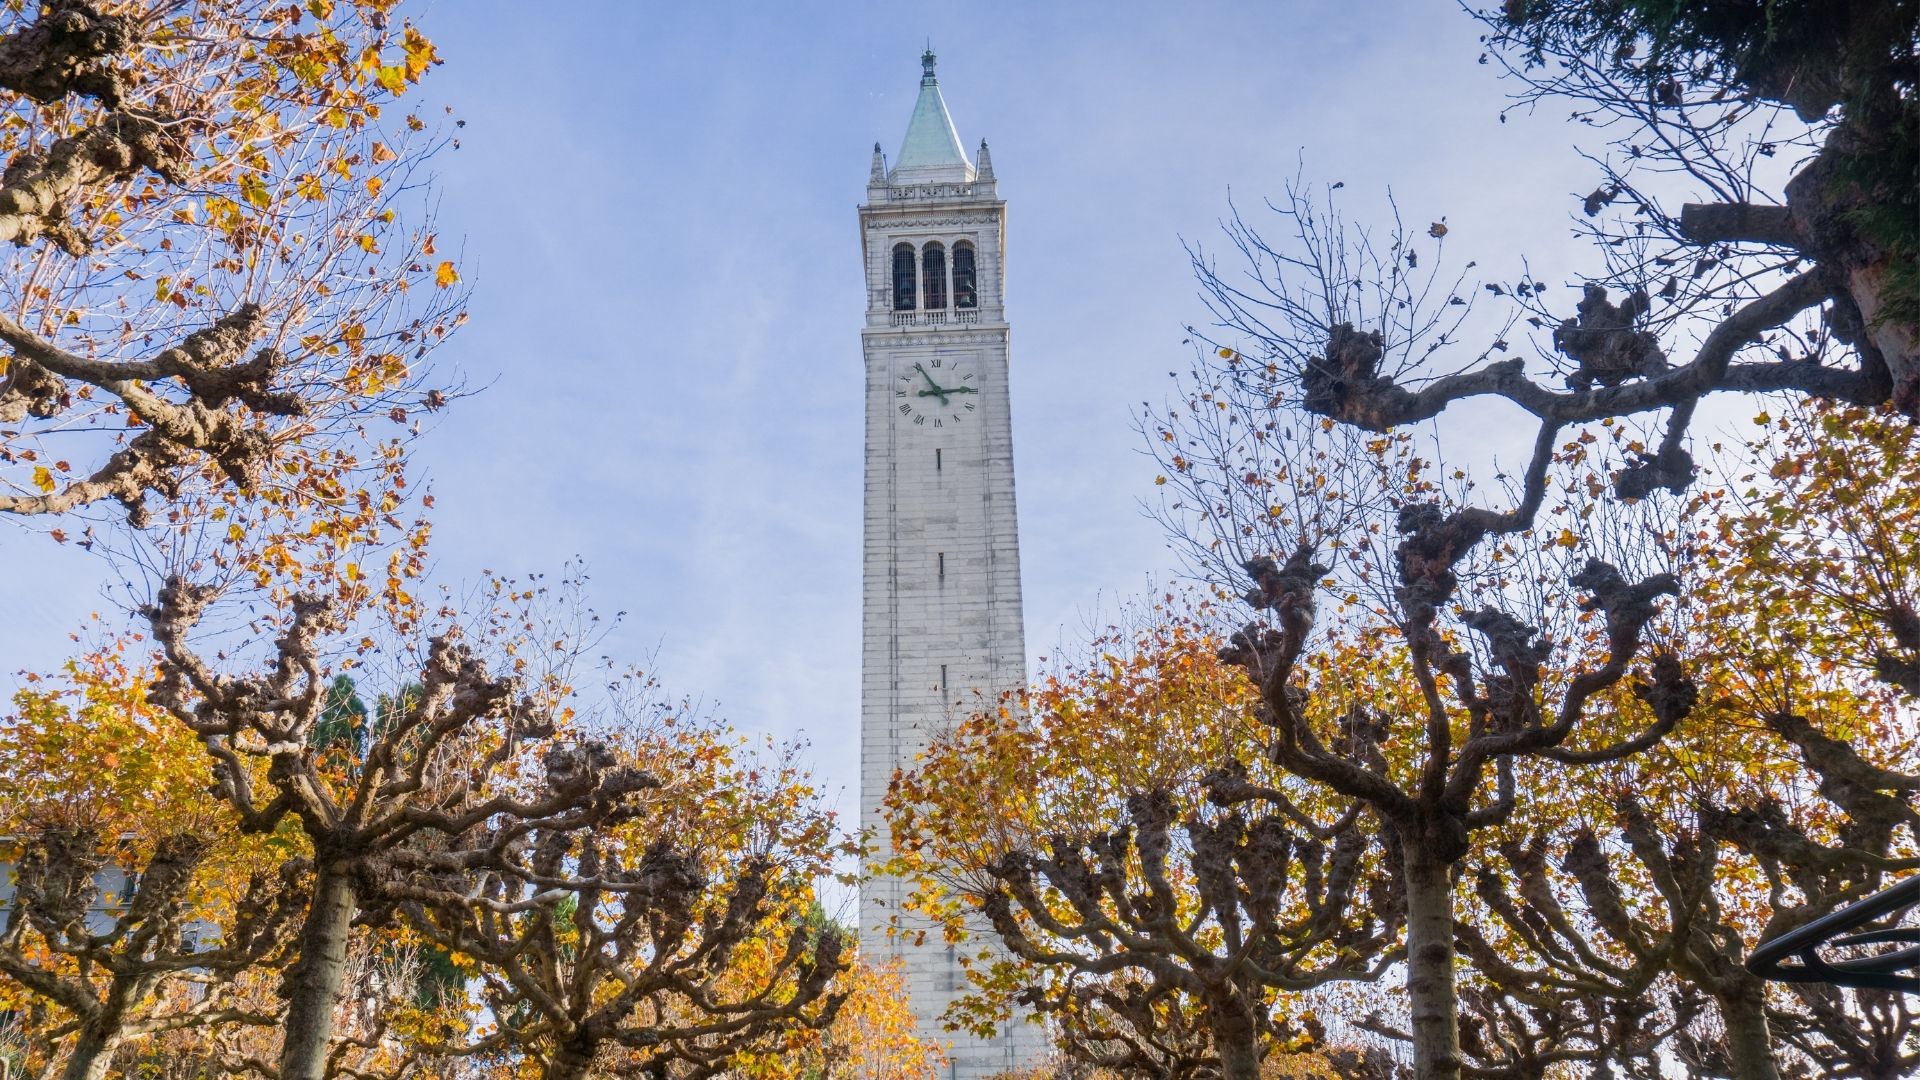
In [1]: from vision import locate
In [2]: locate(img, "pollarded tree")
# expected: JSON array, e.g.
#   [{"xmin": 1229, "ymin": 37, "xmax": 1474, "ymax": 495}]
[
  {"xmin": 0, "ymin": 830, "xmax": 301, "ymax": 1080},
  {"xmin": 1456, "ymin": 790, "xmax": 1920, "ymax": 1079},
  {"xmin": 1340, "ymin": 401, "xmax": 1920, "ymax": 1079},
  {"xmin": 1447, "ymin": 797, "xmax": 1746, "ymax": 1079},
  {"xmin": 0, "ymin": 660, "xmax": 302, "ymax": 1080},
  {"xmin": 1443, "ymin": 684, "xmax": 1920, "ymax": 1080},
  {"xmin": 1686, "ymin": 401, "xmax": 1920, "ymax": 1076},
  {"xmin": 1159, "ymin": 1, "xmax": 1911, "ymax": 1071},
  {"xmin": 1144, "ymin": 330, "xmax": 1698, "ymax": 1080},
  {"xmin": 0, "ymin": 0, "xmax": 461, "ymax": 534},
  {"xmin": 889, "ymin": 611, "xmax": 1406, "ymax": 1080},
  {"xmin": 0, "ymin": 5, "xmax": 473, "ymax": 1062},
  {"xmin": 392, "ymin": 718, "xmax": 854, "ymax": 1080},
  {"xmin": 141, "ymin": 569, "xmax": 660, "ymax": 1080}
]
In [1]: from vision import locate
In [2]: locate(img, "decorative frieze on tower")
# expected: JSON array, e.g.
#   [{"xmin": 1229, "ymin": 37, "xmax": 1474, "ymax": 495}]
[{"xmin": 857, "ymin": 50, "xmax": 1046, "ymax": 1077}]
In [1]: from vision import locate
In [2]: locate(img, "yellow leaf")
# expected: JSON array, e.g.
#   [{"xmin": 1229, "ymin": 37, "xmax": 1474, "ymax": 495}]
[
  {"xmin": 31, "ymin": 466, "xmax": 54, "ymax": 494},
  {"xmin": 434, "ymin": 261, "xmax": 459, "ymax": 288},
  {"xmin": 238, "ymin": 173, "xmax": 270, "ymax": 210},
  {"xmin": 376, "ymin": 65, "xmax": 408, "ymax": 95}
]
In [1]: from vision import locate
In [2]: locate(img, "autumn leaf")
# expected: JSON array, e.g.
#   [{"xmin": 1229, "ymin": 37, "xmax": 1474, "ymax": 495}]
[
  {"xmin": 434, "ymin": 261, "xmax": 459, "ymax": 288},
  {"xmin": 238, "ymin": 172, "xmax": 271, "ymax": 210},
  {"xmin": 375, "ymin": 64, "xmax": 408, "ymax": 95}
]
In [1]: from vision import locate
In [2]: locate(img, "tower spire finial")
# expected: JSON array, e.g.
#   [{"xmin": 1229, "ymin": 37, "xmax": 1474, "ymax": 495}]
[{"xmin": 921, "ymin": 43, "xmax": 936, "ymax": 83}]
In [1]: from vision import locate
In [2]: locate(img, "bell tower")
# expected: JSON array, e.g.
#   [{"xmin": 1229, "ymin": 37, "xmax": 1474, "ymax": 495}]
[{"xmin": 857, "ymin": 49, "xmax": 1044, "ymax": 1076}]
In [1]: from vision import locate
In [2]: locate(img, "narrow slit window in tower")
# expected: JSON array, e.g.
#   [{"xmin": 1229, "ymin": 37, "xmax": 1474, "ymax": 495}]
[
  {"xmin": 935, "ymin": 448, "xmax": 942, "ymax": 471},
  {"xmin": 938, "ymin": 552, "xmax": 945, "ymax": 579},
  {"xmin": 921, "ymin": 242, "xmax": 947, "ymax": 310},
  {"xmin": 891, "ymin": 243, "xmax": 916, "ymax": 310},
  {"xmin": 952, "ymin": 241, "xmax": 977, "ymax": 308}
]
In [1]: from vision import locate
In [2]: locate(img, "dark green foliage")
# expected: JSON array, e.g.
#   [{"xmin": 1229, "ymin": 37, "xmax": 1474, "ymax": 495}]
[
  {"xmin": 310, "ymin": 675, "xmax": 367, "ymax": 758},
  {"xmin": 413, "ymin": 945, "xmax": 464, "ymax": 1009}
]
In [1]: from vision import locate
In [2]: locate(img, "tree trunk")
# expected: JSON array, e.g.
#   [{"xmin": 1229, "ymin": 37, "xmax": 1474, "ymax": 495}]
[
  {"xmin": 278, "ymin": 862, "xmax": 358, "ymax": 1080},
  {"xmin": 1719, "ymin": 988, "xmax": 1783, "ymax": 1080},
  {"xmin": 541, "ymin": 1036, "xmax": 597, "ymax": 1080},
  {"xmin": 58, "ymin": 1022, "xmax": 121, "ymax": 1080},
  {"xmin": 1783, "ymin": 136, "xmax": 1918, "ymax": 408},
  {"xmin": 1203, "ymin": 987, "xmax": 1263, "ymax": 1080},
  {"xmin": 1402, "ymin": 838, "xmax": 1462, "ymax": 1080}
]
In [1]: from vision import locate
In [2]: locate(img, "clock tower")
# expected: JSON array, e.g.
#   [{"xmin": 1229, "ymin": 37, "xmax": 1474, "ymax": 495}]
[{"xmin": 858, "ymin": 50, "xmax": 1045, "ymax": 1076}]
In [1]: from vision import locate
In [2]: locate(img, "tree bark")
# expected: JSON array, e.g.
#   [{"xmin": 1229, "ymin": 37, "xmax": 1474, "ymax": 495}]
[
  {"xmin": 1402, "ymin": 836, "xmax": 1462, "ymax": 1080},
  {"xmin": 1718, "ymin": 988, "xmax": 1783, "ymax": 1080},
  {"xmin": 541, "ymin": 1036, "xmax": 597, "ymax": 1080},
  {"xmin": 1204, "ymin": 987, "xmax": 1263, "ymax": 1080},
  {"xmin": 1782, "ymin": 139, "xmax": 1918, "ymax": 407},
  {"xmin": 279, "ymin": 862, "xmax": 358, "ymax": 1080},
  {"xmin": 1678, "ymin": 203, "xmax": 1798, "ymax": 248},
  {"xmin": 58, "ymin": 1022, "xmax": 121, "ymax": 1080}
]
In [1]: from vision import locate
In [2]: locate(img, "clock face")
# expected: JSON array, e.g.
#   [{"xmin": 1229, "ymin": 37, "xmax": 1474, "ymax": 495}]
[{"xmin": 895, "ymin": 356, "xmax": 980, "ymax": 429}]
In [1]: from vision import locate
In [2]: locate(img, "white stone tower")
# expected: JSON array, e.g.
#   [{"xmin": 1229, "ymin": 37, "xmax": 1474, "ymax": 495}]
[{"xmin": 858, "ymin": 49, "xmax": 1046, "ymax": 1077}]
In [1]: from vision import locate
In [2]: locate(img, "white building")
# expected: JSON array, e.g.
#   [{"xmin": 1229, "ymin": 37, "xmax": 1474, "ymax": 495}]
[{"xmin": 857, "ymin": 49, "xmax": 1047, "ymax": 1079}]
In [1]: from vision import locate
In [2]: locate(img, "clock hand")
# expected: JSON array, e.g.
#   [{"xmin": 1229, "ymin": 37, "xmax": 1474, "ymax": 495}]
[
  {"xmin": 913, "ymin": 363, "xmax": 963, "ymax": 405},
  {"xmin": 912, "ymin": 364, "xmax": 979, "ymax": 396}
]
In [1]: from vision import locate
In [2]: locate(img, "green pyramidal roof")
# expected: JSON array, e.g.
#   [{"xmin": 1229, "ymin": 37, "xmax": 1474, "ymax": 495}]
[{"xmin": 890, "ymin": 49, "xmax": 973, "ymax": 183}]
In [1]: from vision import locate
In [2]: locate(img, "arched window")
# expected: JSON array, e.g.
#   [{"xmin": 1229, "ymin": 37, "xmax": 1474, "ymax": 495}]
[
  {"xmin": 891, "ymin": 243, "xmax": 916, "ymax": 310},
  {"xmin": 951, "ymin": 242, "xmax": 977, "ymax": 309},
  {"xmin": 921, "ymin": 242, "xmax": 947, "ymax": 311}
]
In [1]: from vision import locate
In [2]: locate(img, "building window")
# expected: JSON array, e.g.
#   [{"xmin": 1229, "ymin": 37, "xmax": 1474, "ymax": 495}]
[
  {"xmin": 921, "ymin": 242, "xmax": 947, "ymax": 311},
  {"xmin": 952, "ymin": 241, "xmax": 977, "ymax": 309},
  {"xmin": 891, "ymin": 243, "xmax": 916, "ymax": 310}
]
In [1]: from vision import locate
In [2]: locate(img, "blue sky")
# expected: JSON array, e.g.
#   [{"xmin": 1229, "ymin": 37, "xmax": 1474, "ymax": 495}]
[{"xmin": 2, "ymin": 1, "xmax": 1602, "ymax": 828}]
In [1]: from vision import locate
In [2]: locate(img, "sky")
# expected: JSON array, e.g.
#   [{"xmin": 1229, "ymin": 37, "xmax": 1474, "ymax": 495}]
[{"xmin": 0, "ymin": 0, "xmax": 1608, "ymax": 831}]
